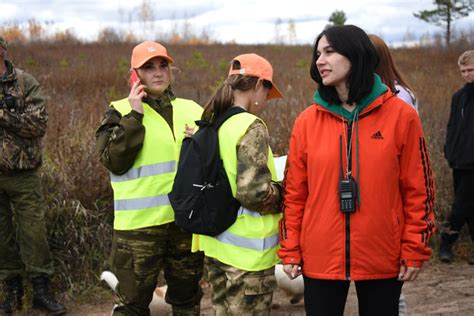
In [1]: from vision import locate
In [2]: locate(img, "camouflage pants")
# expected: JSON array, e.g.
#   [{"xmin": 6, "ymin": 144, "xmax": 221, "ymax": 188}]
[
  {"xmin": 206, "ymin": 257, "xmax": 277, "ymax": 316},
  {"xmin": 111, "ymin": 223, "xmax": 204, "ymax": 316},
  {"xmin": 0, "ymin": 169, "xmax": 53, "ymax": 281}
]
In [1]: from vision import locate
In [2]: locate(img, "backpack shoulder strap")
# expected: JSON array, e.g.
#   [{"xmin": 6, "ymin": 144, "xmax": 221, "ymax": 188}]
[{"xmin": 212, "ymin": 106, "xmax": 246, "ymax": 130}]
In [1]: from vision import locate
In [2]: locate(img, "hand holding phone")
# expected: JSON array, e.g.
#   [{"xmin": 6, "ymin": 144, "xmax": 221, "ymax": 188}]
[
  {"xmin": 128, "ymin": 68, "xmax": 145, "ymax": 113},
  {"xmin": 129, "ymin": 69, "xmax": 144, "ymax": 93}
]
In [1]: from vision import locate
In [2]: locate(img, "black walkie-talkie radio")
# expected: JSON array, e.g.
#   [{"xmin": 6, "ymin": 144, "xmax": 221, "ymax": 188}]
[
  {"xmin": 339, "ymin": 136, "xmax": 357, "ymax": 213},
  {"xmin": 339, "ymin": 176, "xmax": 356, "ymax": 213}
]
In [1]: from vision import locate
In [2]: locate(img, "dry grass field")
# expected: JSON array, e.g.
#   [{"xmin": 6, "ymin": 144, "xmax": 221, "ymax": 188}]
[{"xmin": 4, "ymin": 42, "xmax": 472, "ymax": 304}]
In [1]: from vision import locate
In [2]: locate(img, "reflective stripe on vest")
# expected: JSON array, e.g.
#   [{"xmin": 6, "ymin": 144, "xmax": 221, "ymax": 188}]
[
  {"xmin": 110, "ymin": 98, "xmax": 202, "ymax": 230},
  {"xmin": 192, "ymin": 111, "xmax": 281, "ymax": 271},
  {"xmin": 237, "ymin": 206, "xmax": 263, "ymax": 218},
  {"xmin": 216, "ymin": 230, "xmax": 279, "ymax": 251},
  {"xmin": 114, "ymin": 194, "xmax": 170, "ymax": 211},
  {"xmin": 110, "ymin": 161, "xmax": 175, "ymax": 183}
]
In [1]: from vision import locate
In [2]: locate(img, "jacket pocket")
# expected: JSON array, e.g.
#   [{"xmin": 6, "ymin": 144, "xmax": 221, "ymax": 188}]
[
  {"xmin": 243, "ymin": 269, "xmax": 277, "ymax": 295},
  {"xmin": 390, "ymin": 207, "xmax": 401, "ymax": 255},
  {"xmin": 113, "ymin": 247, "xmax": 134, "ymax": 270},
  {"xmin": 2, "ymin": 132, "xmax": 42, "ymax": 170},
  {"xmin": 111, "ymin": 245, "xmax": 138, "ymax": 301}
]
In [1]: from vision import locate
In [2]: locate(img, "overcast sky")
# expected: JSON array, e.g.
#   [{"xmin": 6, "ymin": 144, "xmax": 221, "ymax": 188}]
[{"xmin": 1, "ymin": 0, "xmax": 473, "ymax": 46}]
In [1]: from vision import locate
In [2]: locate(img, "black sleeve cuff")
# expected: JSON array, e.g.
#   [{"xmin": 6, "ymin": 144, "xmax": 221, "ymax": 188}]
[{"xmin": 128, "ymin": 110, "xmax": 144, "ymax": 122}]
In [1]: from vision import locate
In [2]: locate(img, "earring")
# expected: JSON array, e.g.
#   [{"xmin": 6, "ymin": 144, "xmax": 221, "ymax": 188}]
[{"xmin": 254, "ymin": 101, "xmax": 259, "ymax": 106}]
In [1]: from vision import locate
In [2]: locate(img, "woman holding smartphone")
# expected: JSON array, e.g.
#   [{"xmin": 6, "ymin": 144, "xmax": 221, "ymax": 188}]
[{"xmin": 95, "ymin": 41, "xmax": 204, "ymax": 316}]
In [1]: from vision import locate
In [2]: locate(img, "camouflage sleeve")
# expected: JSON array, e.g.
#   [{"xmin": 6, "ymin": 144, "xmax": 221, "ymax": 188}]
[
  {"xmin": 236, "ymin": 119, "xmax": 282, "ymax": 215},
  {"xmin": 0, "ymin": 73, "xmax": 47, "ymax": 138},
  {"xmin": 95, "ymin": 106, "xmax": 145, "ymax": 175}
]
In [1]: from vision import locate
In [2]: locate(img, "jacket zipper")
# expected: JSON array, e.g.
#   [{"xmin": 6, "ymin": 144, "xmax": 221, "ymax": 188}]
[{"xmin": 345, "ymin": 120, "xmax": 353, "ymax": 280}]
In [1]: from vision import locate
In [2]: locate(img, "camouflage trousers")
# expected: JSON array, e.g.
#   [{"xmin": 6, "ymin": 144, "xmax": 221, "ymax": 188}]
[
  {"xmin": 110, "ymin": 223, "xmax": 204, "ymax": 316},
  {"xmin": 0, "ymin": 169, "xmax": 53, "ymax": 281},
  {"xmin": 205, "ymin": 257, "xmax": 277, "ymax": 316}
]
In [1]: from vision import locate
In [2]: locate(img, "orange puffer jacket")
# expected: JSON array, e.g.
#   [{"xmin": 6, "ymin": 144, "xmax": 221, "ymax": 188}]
[{"xmin": 278, "ymin": 90, "xmax": 435, "ymax": 281}]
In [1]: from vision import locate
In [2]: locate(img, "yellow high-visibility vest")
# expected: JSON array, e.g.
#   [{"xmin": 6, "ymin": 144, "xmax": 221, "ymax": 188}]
[
  {"xmin": 192, "ymin": 111, "xmax": 281, "ymax": 271},
  {"xmin": 110, "ymin": 98, "xmax": 202, "ymax": 230}
]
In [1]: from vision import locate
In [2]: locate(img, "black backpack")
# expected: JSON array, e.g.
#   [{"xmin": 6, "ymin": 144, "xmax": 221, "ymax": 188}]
[{"xmin": 169, "ymin": 106, "xmax": 245, "ymax": 236}]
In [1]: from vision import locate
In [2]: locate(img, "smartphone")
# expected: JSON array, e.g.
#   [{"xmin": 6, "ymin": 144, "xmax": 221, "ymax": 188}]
[{"xmin": 129, "ymin": 69, "xmax": 144, "ymax": 93}]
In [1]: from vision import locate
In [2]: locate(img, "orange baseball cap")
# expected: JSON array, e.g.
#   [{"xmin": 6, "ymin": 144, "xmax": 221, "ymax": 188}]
[
  {"xmin": 228, "ymin": 53, "xmax": 283, "ymax": 100},
  {"xmin": 130, "ymin": 41, "xmax": 174, "ymax": 69}
]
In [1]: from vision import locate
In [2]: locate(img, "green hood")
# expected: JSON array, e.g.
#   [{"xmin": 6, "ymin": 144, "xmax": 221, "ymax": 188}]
[{"xmin": 313, "ymin": 74, "xmax": 387, "ymax": 121}]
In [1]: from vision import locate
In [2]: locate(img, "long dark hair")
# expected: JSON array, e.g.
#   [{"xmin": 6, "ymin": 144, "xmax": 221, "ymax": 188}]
[
  {"xmin": 202, "ymin": 60, "xmax": 270, "ymax": 121},
  {"xmin": 310, "ymin": 25, "xmax": 378, "ymax": 105}
]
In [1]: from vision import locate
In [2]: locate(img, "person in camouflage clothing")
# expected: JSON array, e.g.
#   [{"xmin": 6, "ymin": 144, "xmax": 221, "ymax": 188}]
[
  {"xmin": 95, "ymin": 41, "xmax": 203, "ymax": 316},
  {"xmin": 0, "ymin": 36, "xmax": 66, "ymax": 315},
  {"xmin": 192, "ymin": 53, "xmax": 283, "ymax": 316}
]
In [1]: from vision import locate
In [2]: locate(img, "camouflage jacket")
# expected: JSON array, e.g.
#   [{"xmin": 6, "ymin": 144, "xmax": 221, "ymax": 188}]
[
  {"xmin": 236, "ymin": 119, "xmax": 282, "ymax": 215},
  {"xmin": 95, "ymin": 89, "xmax": 175, "ymax": 175},
  {"xmin": 0, "ymin": 60, "xmax": 47, "ymax": 172}
]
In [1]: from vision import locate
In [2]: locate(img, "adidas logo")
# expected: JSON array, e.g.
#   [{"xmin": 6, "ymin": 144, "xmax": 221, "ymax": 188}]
[{"xmin": 371, "ymin": 131, "xmax": 384, "ymax": 139}]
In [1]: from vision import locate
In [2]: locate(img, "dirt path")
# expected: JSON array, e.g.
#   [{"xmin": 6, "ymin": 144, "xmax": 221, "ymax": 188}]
[
  {"xmin": 20, "ymin": 261, "xmax": 474, "ymax": 315},
  {"xmin": 402, "ymin": 261, "xmax": 474, "ymax": 315}
]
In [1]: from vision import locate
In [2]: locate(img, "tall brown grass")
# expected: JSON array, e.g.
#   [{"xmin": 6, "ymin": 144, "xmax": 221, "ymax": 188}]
[{"xmin": 6, "ymin": 42, "xmax": 468, "ymax": 294}]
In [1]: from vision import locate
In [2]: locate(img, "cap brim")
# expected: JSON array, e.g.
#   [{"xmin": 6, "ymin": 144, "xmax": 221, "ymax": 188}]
[
  {"xmin": 133, "ymin": 55, "xmax": 174, "ymax": 68},
  {"xmin": 267, "ymin": 84, "xmax": 283, "ymax": 100}
]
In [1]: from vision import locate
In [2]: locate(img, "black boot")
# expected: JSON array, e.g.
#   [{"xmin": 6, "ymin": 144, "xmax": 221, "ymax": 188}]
[
  {"xmin": 31, "ymin": 275, "xmax": 67, "ymax": 315},
  {"xmin": 468, "ymin": 243, "xmax": 474, "ymax": 265},
  {"xmin": 468, "ymin": 254, "xmax": 474, "ymax": 265},
  {"xmin": 0, "ymin": 275, "xmax": 23, "ymax": 314},
  {"xmin": 439, "ymin": 238, "xmax": 455, "ymax": 263}
]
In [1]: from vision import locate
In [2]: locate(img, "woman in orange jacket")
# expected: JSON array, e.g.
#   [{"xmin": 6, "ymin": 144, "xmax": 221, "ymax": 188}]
[{"xmin": 278, "ymin": 25, "xmax": 435, "ymax": 316}]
